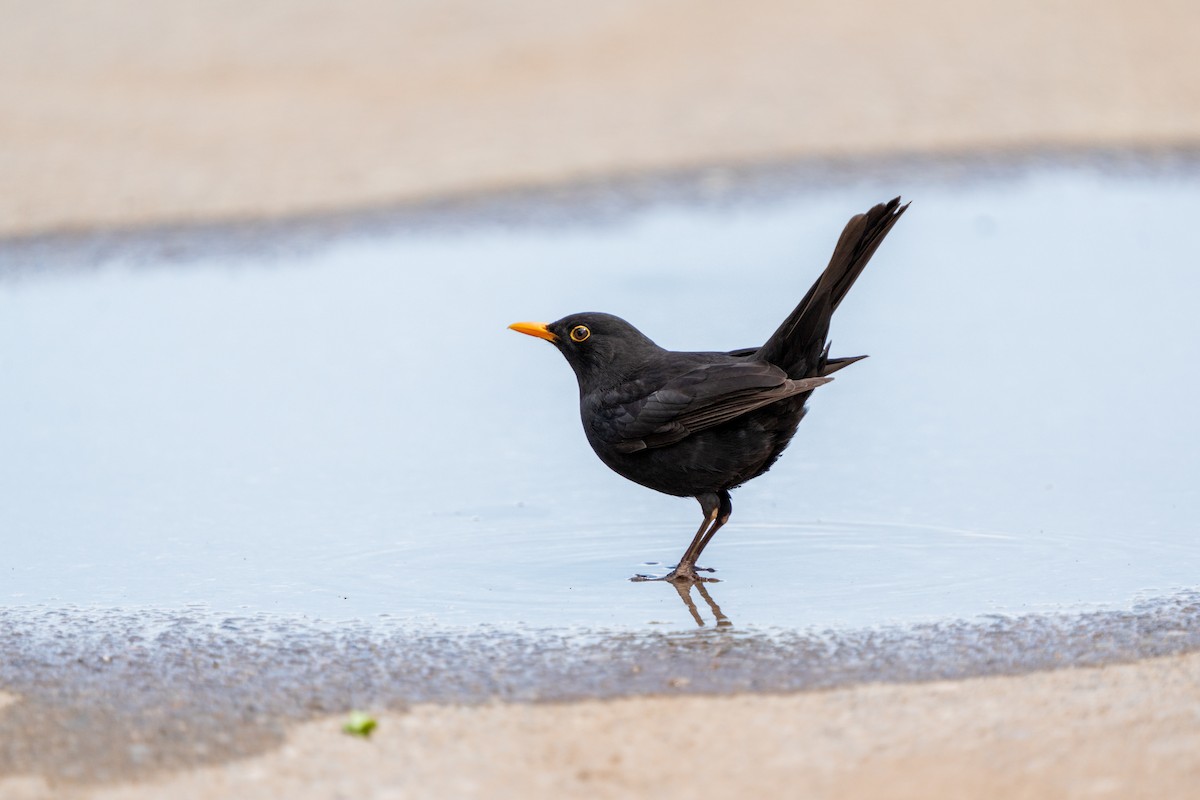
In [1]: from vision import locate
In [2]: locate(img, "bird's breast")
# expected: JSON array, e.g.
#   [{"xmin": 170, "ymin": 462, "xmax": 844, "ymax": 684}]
[{"xmin": 578, "ymin": 395, "xmax": 804, "ymax": 497}]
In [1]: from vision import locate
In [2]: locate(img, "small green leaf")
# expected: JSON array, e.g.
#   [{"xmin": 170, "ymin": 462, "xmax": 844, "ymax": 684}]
[{"xmin": 342, "ymin": 710, "xmax": 378, "ymax": 737}]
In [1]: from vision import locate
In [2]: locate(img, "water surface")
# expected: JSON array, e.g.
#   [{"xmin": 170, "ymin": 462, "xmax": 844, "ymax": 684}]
[{"xmin": 2, "ymin": 165, "xmax": 1197, "ymax": 630}]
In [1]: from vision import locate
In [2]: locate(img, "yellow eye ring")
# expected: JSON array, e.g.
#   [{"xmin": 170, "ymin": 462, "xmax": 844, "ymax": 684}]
[{"xmin": 569, "ymin": 325, "xmax": 591, "ymax": 343}]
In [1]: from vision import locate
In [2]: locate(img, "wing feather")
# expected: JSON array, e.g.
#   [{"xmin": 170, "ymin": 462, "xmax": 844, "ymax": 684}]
[{"xmin": 598, "ymin": 361, "xmax": 830, "ymax": 452}]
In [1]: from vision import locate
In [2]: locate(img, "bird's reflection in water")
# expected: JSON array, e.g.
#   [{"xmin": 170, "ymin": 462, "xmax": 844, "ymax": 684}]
[{"xmin": 672, "ymin": 581, "xmax": 733, "ymax": 628}]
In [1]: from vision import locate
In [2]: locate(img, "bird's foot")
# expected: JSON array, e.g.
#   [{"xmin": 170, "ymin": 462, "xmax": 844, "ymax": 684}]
[
  {"xmin": 664, "ymin": 567, "xmax": 720, "ymax": 584},
  {"xmin": 630, "ymin": 563, "xmax": 719, "ymax": 584}
]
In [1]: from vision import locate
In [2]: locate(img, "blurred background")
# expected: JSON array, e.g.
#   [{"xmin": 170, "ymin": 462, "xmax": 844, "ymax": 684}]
[{"xmin": 2, "ymin": 0, "xmax": 1197, "ymax": 237}]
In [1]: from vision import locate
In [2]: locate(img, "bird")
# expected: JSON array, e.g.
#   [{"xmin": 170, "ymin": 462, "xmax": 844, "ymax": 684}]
[{"xmin": 509, "ymin": 197, "xmax": 908, "ymax": 583}]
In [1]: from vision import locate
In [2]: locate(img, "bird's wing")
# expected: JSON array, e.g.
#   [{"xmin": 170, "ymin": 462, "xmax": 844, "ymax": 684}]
[{"xmin": 596, "ymin": 361, "xmax": 830, "ymax": 453}]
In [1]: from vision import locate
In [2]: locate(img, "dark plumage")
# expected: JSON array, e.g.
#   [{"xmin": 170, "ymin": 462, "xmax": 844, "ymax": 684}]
[{"xmin": 510, "ymin": 197, "xmax": 908, "ymax": 582}]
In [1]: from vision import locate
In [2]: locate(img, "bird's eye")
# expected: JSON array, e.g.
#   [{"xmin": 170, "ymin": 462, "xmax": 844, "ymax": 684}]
[{"xmin": 569, "ymin": 325, "xmax": 591, "ymax": 343}]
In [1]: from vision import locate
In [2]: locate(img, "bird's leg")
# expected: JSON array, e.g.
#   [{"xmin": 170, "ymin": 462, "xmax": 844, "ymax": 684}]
[
  {"xmin": 690, "ymin": 490, "xmax": 733, "ymax": 566},
  {"xmin": 632, "ymin": 492, "xmax": 731, "ymax": 584},
  {"xmin": 664, "ymin": 510, "xmax": 718, "ymax": 583},
  {"xmin": 665, "ymin": 492, "xmax": 729, "ymax": 583},
  {"xmin": 676, "ymin": 506, "xmax": 717, "ymax": 567},
  {"xmin": 631, "ymin": 510, "xmax": 716, "ymax": 582}
]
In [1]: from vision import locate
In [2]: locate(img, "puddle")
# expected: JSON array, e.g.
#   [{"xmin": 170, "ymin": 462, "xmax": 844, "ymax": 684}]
[{"xmin": 1, "ymin": 163, "xmax": 1198, "ymax": 631}]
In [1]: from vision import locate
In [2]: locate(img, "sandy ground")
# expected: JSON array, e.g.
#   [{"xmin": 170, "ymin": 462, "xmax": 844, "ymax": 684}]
[
  {"xmin": 0, "ymin": 652, "xmax": 1194, "ymax": 799},
  {"xmin": 3, "ymin": 0, "xmax": 1199, "ymax": 237}
]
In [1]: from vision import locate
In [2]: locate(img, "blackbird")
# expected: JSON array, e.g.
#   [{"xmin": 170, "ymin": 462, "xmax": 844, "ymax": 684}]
[{"xmin": 510, "ymin": 197, "xmax": 908, "ymax": 583}]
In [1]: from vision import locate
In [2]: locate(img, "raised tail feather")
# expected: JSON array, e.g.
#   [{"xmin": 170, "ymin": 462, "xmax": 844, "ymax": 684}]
[
  {"xmin": 821, "ymin": 353, "xmax": 868, "ymax": 376},
  {"xmin": 755, "ymin": 196, "xmax": 908, "ymax": 378}
]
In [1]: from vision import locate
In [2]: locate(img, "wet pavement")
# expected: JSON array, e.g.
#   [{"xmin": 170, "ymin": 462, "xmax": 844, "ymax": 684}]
[
  {"xmin": 2, "ymin": 592, "xmax": 1199, "ymax": 782},
  {"xmin": 1, "ymin": 152, "xmax": 1199, "ymax": 782}
]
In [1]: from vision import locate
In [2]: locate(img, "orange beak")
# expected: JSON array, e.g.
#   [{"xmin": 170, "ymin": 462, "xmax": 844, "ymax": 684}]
[{"xmin": 508, "ymin": 321, "xmax": 558, "ymax": 343}]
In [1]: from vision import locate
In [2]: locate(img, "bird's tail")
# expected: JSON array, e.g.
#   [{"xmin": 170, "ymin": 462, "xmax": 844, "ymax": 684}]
[{"xmin": 754, "ymin": 196, "xmax": 908, "ymax": 378}]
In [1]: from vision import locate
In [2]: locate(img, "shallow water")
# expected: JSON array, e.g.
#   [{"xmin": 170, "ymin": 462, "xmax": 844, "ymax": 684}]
[{"xmin": 2, "ymin": 165, "xmax": 1198, "ymax": 631}]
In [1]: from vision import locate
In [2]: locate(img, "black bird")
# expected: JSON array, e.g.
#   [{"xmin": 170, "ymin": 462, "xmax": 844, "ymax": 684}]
[{"xmin": 510, "ymin": 197, "xmax": 908, "ymax": 582}]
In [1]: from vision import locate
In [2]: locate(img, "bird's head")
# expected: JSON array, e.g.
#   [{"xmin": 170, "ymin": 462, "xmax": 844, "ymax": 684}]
[{"xmin": 508, "ymin": 312, "xmax": 662, "ymax": 390}]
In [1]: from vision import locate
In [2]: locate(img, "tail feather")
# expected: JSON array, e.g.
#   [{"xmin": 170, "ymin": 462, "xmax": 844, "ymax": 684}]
[
  {"xmin": 822, "ymin": 353, "xmax": 868, "ymax": 376},
  {"xmin": 755, "ymin": 197, "xmax": 908, "ymax": 378}
]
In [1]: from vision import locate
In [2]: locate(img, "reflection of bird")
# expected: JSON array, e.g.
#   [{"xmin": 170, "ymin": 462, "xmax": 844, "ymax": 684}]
[
  {"xmin": 674, "ymin": 581, "xmax": 731, "ymax": 628},
  {"xmin": 510, "ymin": 197, "xmax": 908, "ymax": 582}
]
